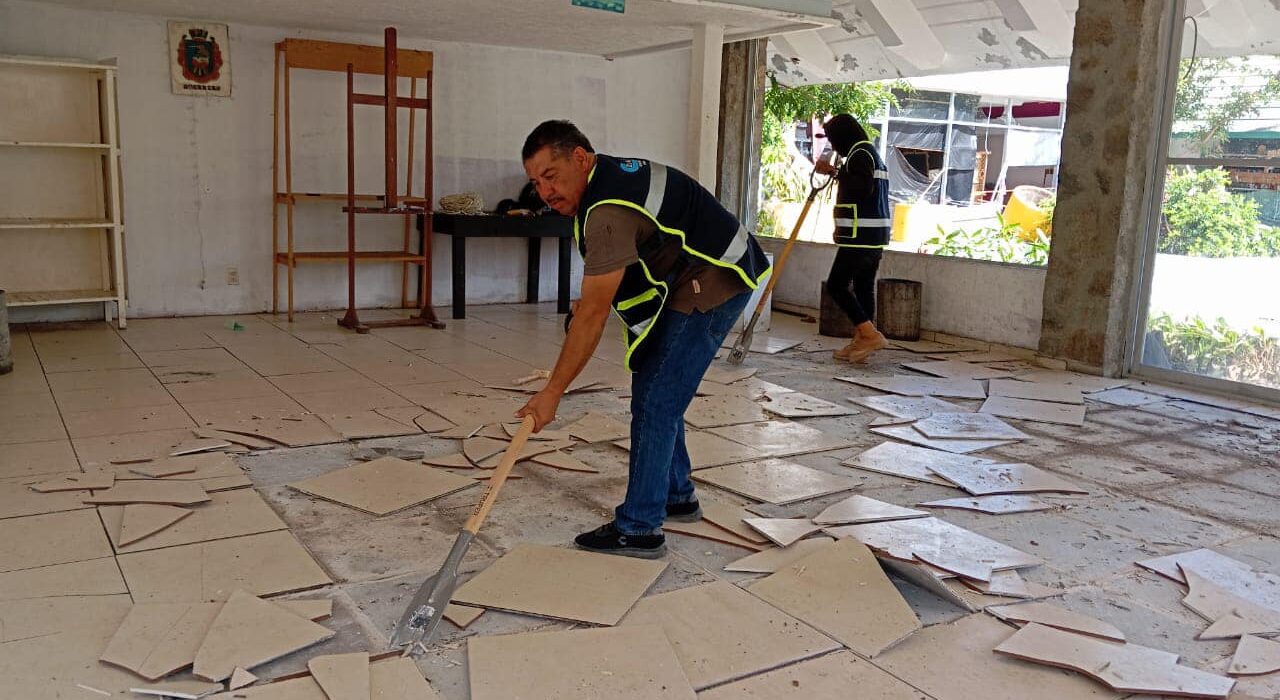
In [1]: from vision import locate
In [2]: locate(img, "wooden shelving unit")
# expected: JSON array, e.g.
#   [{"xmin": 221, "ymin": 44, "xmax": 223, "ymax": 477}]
[
  {"xmin": 0, "ymin": 55, "xmax": 127, "ymax": 326},
  {"xmin": 271, "ymin": 37, "xmax": 437, "ymax": 323}
]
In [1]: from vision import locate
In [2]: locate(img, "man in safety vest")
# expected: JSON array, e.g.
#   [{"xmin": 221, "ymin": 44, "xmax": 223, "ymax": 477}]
[
  {"xmin": 516, "ymin": 120, "xmax": 770, "ymax": 559},
  {"xmin": 817, "ymin": 113, "xmax": 891, "ymax": 363}
]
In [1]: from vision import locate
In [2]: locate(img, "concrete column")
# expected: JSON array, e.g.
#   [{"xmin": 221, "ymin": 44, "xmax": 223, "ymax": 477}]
[
  {"xmin": 1038, "ymin": 0, "xmax": 1174, "ymax": 375},
  {"xmin": 688, "ymin": 23, "xmax": 725, "ymax": 190},
  {"xmin": 716, "ymin": 39, "xmax": 767, "ymax": 232}
]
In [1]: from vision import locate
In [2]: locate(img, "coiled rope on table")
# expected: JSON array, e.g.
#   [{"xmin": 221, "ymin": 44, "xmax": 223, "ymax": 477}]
[{"xmin": 438, "ymin": 192, "xmax": 484, "ymax": 214}]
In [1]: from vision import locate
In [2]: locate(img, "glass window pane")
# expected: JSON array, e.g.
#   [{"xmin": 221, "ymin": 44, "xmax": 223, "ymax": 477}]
[
  {"xmin": 890, "ymin": 89, "xmax": 951, "ymax": 120},
  {"xmin": 1143, "ymin": 164, "xmax": 1280, "ymax": 389}
]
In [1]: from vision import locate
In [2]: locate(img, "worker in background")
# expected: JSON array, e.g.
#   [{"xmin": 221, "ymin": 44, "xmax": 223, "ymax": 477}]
[
  {"xmin": 817, "ymin": 113, "xmax": 891, "ymax": 363},
  {"xmin": 515, "ymin": 120, "xmax": 771, "ymax": 559}
]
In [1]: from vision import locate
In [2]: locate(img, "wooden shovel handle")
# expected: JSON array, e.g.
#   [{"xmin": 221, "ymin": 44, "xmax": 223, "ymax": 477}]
[
  {"xmin": 744, "ymin": 190, "xmax": 817, "ymax": 324},
  {"xmin": 463, "ymin": 414, "xmax": 535, "ymax": 534}
]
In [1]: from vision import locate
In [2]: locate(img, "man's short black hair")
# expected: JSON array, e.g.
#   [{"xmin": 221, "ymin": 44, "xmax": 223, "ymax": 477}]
[{"xmin": 522, "ymin": 120, "xmax": 594, "ymax": 161}]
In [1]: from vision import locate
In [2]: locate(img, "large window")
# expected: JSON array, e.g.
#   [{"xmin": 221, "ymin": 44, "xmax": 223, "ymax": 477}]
[
  {"xmin": 758, "ymin": 74, "xmax": 1065, "ymax": 269},
  {"xmin": 1133, "ymin": 0, "xmax": 1280, "ymax": 396}
]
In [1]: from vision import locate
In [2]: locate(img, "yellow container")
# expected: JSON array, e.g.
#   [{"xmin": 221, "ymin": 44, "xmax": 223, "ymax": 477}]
[
  {"xmin": 1003, "ymin": 186, "xmax": 1053, "ymax": 241},
  {"xmin": 891, "ymin": 202, "xmax": 911, "ymax": 242}
]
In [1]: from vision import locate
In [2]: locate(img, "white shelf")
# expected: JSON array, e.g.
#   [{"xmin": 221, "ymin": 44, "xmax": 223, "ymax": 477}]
[
  {"xmin": 0, "ymin": 55, "xmax": 116, "ymax": 71},
  {"xmin": 0, "ymin": 219, "xmax": 116, "ymax": 229},
  {"xmin": 0, "ymin": 141, "xmax": 111, "ymax": 149},
  {"xmin": 8, "ymin": 289, "xmax": 120, "ymax": 306},
  {"xmin": 1, "ymin": 52, "xmax": 126, "ymax": 328}
]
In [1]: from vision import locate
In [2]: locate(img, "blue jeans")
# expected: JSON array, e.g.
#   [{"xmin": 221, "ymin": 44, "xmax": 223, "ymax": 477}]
[{"xmin": 614, "ymin": 290, "xmax": 753, "ymax": 535}]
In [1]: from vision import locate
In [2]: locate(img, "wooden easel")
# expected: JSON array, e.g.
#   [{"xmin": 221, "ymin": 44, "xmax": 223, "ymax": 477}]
[{"xmin": 272, "ymin": 31, "xmax": 442, "ymax": 330}]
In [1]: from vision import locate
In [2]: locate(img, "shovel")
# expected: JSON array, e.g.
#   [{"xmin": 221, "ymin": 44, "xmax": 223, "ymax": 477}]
[
  {"xmin": 727, "ymin": 156, "xmax": 840, "ymax": 365},
  {"xmin": 391, "ymin": 414, "xmax": 536, "ymax": 654}
]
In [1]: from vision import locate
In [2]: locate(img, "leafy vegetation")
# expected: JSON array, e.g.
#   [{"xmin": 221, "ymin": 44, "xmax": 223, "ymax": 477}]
[
  {"xmin": 924, "ymin": 215, "xmax": 1050, "ymax": 266},
  {"xmin": 1174, "ymin": 56, "xmax": 1280, "ymax": 158},
  {"xmin": 1160, "ymin": 167, "xmax": 1280, "ymax": 258},
  {"xmin": 758, "ymin": 74, "xmax": 902, "ymax": 236},
  {"xmin": 1148, "ymin": 313, "xmax": 1280, "ymax": 388}
]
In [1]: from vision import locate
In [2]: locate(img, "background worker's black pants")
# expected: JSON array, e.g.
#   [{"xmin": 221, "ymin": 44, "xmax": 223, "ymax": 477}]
[{"xmin": 827, "ymin": 247, "xmax": 883, "ymax": 326}]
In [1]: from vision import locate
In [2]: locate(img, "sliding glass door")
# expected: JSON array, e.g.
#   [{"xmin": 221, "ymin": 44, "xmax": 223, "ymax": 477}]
[{"xmin": 1132, "ymin": 0, "xmax": 1280, "ymax": 400}]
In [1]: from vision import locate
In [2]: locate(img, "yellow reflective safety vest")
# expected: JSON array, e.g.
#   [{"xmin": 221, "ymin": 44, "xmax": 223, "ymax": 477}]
[
  {"xmin": 833, "ymin": 140, "xmax": 892, "ymax": 248},
  {"xmin": 574, "ymin": 154, "xmax": 772, "ymax": 371}
]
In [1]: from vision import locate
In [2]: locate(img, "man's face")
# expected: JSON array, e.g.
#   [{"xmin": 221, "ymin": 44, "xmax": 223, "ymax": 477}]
[{"xmin": 524, "ymin": 146, "xmax": 592, "ymax": 216}]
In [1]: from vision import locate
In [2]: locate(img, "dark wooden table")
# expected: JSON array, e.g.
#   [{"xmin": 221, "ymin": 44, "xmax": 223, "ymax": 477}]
[{"xmin": 425, "ymin": 213, "xmax": 573, "ymax": 320}]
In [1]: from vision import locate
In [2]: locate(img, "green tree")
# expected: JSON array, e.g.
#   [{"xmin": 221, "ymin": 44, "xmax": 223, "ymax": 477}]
[
  {"xmin": 1175, "ymin": 56, "xmax": 1280, "ymax": 157},
  {"xmin": 1161, "ymin": 167, "xmax": 1280, "ymax": 257},
  {"xmin": 758, "ymin": 74, "xmax": 902, "ymax": 234}
]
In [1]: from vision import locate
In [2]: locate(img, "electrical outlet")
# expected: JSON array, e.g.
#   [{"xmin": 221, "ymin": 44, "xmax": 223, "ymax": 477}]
[{"xmin": 226, "ymin": 267, "xmax": 240, "ymax": 286}]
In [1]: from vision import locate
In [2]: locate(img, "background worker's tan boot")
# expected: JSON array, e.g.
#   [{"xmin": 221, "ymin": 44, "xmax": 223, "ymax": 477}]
[
  {"xmin": 846, "ymin": 329, "xmax": 888, "ymax": 363},
  {"xmin": 833, "ymin": 340, "xmax": 860, "ymax": 361}
]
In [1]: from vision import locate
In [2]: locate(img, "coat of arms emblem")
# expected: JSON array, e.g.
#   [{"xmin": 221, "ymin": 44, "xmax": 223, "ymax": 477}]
[
  {"xmin": 168, "ymin": 21, "xmax": 231, "ymax": 96},
  {"xmin": 177, "ymin": 27, "xmax": 222, "ymax": 83}
]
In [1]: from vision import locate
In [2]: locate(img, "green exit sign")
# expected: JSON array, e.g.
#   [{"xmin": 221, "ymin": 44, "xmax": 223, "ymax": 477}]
[{"xmin": 573, "ymin": 0, "xmax": 625, "ymax": 12}]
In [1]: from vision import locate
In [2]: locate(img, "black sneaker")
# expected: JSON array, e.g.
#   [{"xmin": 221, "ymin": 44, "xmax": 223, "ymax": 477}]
[
  {"xmin": 574, "ymin": 523, "xmax": 667, "ymax": 559},
  {"xmin": 665, "ymin": 500, "xmax": 703, "ymax": 523}
]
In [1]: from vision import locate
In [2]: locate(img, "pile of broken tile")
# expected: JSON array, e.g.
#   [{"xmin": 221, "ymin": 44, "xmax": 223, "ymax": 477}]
[
  {"xmin": 6, "ymin": 318, "xmax": 1279, "ymax": 699},
  {"xmin": 445, "ymin": 335, "xmax": 1263, "ymax": 699}
]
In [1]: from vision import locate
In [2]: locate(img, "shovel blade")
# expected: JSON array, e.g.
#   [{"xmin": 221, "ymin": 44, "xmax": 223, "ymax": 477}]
[
  {"xmin": 390, "ymin": 531, "xmax": 473, "ymax": 649},
  {"xmin": 726, "ymin": 329, "xmax": 752, "ymax": 366}
]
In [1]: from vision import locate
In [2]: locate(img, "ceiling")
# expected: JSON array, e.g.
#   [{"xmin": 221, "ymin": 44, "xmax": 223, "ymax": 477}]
[
  {"xmin": 31, "ymin": 0, "xmax": 1280, "ymax": 81},
  {"xmin": 770, "ymin": 0, "xmax": 1280, "ymax": 85},
  {"xmin": 30, "ymin": 0, "xmax": 832, "ymax": 56}
]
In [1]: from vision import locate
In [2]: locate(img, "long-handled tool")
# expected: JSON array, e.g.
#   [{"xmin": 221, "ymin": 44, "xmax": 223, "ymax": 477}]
[
  {"xmin": 391, "ymin": 414, "xmax": 536, "ymax": 654},
  {"xmin": 727, "ymin": 157, "xmax": 840, "ymax": 365}
]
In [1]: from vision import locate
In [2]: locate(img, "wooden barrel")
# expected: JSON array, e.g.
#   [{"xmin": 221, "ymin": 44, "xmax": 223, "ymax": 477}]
[
  {"xmin": 876, "ymin": 278, "xmax": 922, "ymax": 341},
  {"xmin": 818, "ymin": 281, "xmax": 855, "ymax": 338},
  {"xmin": 0, "ymin": 291, "xmax": 11, "ymax": 375}
]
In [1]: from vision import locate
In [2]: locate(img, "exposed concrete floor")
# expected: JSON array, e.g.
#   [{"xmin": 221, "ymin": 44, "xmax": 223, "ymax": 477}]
[{"xmin": 4, "ymin": 303, "xmax": 1280, "ymax": 698}]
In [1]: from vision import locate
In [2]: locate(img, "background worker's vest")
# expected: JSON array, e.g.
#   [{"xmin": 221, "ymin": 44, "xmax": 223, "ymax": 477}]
[
  {"xmin": 574, "ymin": 154, "xmax": 772, "ymax": 371},
  {"xmin": 833, "ymin": 140, "xmax": 892, "ymax": 248}
]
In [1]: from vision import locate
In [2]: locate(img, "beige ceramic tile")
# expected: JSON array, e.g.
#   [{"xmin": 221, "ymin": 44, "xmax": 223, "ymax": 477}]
[
  {"xmin": 693, "ymin": 459, "xmax": 861, "ymax": 504},
  {"xmin": 0, "ymin": 509, "xmax": 114, "ymax": 573},
  {"xmin": 53, "ymin": 385, "xmax": 178, "ymax": 413},
  {"xmin": 698, "ymin": 650, "xmax": 929, "ymax": 700},
  {"xmin": 167, "ymin": 376, "xmax": 286, "ymax": 404},
  {"xmin": 0, "ymin": 475, "xmax": 90, "ymax": 519},
  {"xmin": 993, "ymin": 622, "xmax": 1233, "ymax": 697},
  {"xmin": 73, "ymin": 428, "xmax": 197, "ymax": 467},
  {"xmin": 706, "ymin": 420, "xmax": 853, "ymax": 460},
  {"xmin": 117, "ymin": 531, "xmax": 332, "ymax": 603},
  {"xmin": 619, "ymin": 580, "xmax": 838, "ymax": 689},
  {"xmin": 193, "ymin": 590, "xmax": 335, "ymax": 682},
  {"xmin": 748, "ymin": 539, "xmax": 920, "ymax": 657},
  {"xmin": 0, "ymin": 557, "xmax": 126, "ymax": 600},
  {"xmin": 453, "ymin": 543, "xmax": 666, "ymax": 625},
  {"xmin": 875, "ymin": 614, "xmax": 1118, "ymax": 700},
  {"xmin": 288, "ymin": 457, "xmax": 476, "ymax": 516},
  {"xmin": 468, "ymin": 625, "xmax": 694, "ymax": 700},
  {"xmin": 100, "ymin": 488, "xmax": 285, "ymax": 553},
  {"xmin": 0, "ymin": 439, "xmax": 79, "ymax": 478},
  {"xmin": 63, "ymin": 405, "xmax": 194, "ymax": 439}
]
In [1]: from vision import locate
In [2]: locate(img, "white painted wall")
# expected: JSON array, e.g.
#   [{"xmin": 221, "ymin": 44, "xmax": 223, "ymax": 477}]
[
  {"xmin": 759, "ymin": 238, "xmax": 1046, "ymax": 349},
  {"xmin": 0, "ymin": 0, "xmax": 690, "ymax": 319}
]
